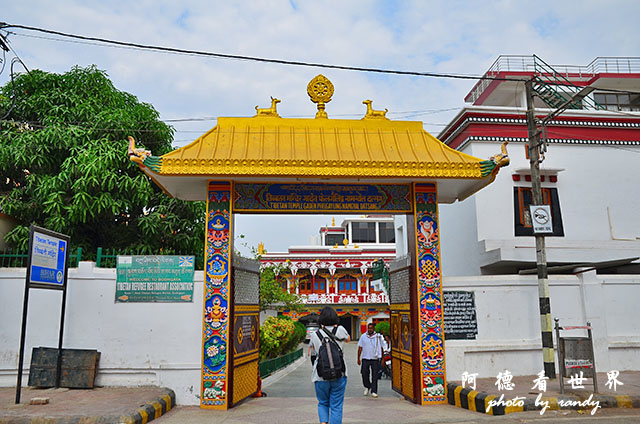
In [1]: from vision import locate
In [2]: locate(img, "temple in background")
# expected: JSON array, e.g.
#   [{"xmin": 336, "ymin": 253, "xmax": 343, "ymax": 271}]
[{"xmin": 259, "ymin": 215, "xmax": 395, "ymax": 338}]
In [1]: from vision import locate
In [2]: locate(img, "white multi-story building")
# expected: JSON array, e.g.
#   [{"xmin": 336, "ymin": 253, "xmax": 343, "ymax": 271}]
[{"xmin": 430, "ymin": 55, "xmax": 640, "ymax": 276}]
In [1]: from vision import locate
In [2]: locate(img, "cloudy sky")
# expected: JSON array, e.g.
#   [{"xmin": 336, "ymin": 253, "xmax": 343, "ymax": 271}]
[{"xmin": 2, "ymin": 1, "xmax": 638, "ymax": 256}]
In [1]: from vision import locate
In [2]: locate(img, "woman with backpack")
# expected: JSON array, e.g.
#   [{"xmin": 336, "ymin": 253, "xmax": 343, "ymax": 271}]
[{"xmin": 309, "ymin": 307, "xmax": 351, "ymax": 424}]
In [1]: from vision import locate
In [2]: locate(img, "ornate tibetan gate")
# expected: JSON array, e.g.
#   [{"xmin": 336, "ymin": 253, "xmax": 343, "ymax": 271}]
[
  {"xmin": 389, "ymin": 256, "xmax": 416, "ymax": 401},
  {"xmin": 388, "ymin": 185, "xmax": 446, "ymax": 403},
  {"xmin": 229, "ymin": 256, "xmax": 261, "ymax": 406},
  {"xmin": 128, "ymin": 74, "xmax": 508, "ymax": 409}
]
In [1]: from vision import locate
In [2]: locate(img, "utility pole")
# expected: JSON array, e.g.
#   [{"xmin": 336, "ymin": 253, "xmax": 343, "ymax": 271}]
[{"xmin": 525, "ymin": 79, "xmax": 556, "ymax": 379}]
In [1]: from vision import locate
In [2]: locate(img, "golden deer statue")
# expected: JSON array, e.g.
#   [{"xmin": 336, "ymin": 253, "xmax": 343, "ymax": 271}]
[
  {"xmin": 362, "ymin": 99, "xmax": 389, "ymax": 120},
  {"xmin": 254, "ymin": 97, "xmax": 281, "ymax": 117}
]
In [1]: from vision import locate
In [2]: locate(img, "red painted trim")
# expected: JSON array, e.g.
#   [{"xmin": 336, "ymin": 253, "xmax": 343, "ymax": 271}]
[
  {"xmin": 285, "ymin": 249, "xmax": 395, "ymax": 255},
  {"xmin": 465, "ymin": 70, "xmax": 640, "ymax": 105},
  {"xmin": 465, "ymin": 71, "xmax": 532, "ymax": 104},
  {"xmin": 591, "ymin": 73, "xmax": 640, "ymax": 80},
  {"xmin": 444, "ymin": 109, "xmax": 640, "ymax": 149}
]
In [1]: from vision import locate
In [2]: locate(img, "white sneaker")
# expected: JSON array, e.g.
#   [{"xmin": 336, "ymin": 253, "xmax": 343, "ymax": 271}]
[
  {"xmin": 371, "ymin": 392, "xmax": 378, "ymax": 398},
  {"xmin": 364, "ymin": 388, "xmax": 370, "ymax": 396}
]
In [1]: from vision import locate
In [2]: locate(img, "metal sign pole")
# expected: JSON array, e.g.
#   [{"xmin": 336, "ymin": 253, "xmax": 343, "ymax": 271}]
[
  {"xmin": 55, "ymin": 264, "xmax": 70, "ymax": 388},
  {"xmin": 15, "ymin": 229, "xmax": 35, "ymax": 404},
  {"xmin": 15, "ymin": 225, "xmax": 71, "ymax": 403}
]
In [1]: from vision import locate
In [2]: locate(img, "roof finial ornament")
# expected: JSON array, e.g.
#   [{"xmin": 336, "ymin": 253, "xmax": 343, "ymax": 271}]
[
  {"xmin": 307, "ymin": 75, "xmax": 334, "ymax": 119},
  {"xmin": 254, "ymin": 96, "xmax": 281, "ymax": 118},
  {"xmin": 362, "ymin": 99, "xmax": 389, "ymax": 120},
  {"xmin": 127, "ymin": 136, "xmax": 151, "ymax": 165}
]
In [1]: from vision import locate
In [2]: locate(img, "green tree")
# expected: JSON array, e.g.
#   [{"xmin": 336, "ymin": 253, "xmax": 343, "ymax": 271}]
[
  {"xmin": 0, "ymin": 66, "xmax": 205, "ymax": 258},
  {"xmin": 375, "ymin": 321, "xmax": 390, "ymax": 336},
  {"xmin": 259, "ymin": 264, "xmax": 304, "ymax": 312}
]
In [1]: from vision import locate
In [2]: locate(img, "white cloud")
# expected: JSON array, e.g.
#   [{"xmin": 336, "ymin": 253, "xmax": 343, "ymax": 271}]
[{"xmin": 2, "ymin": 0, "xmax": 638, "ymax": 254}]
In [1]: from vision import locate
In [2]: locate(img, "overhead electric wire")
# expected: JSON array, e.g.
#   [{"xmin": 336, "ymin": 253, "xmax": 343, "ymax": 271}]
[
  {"xmin": 1, "ymin": 22, "xmax": 639, "ymax": 138},
  {"xmin": 0, "ymin": 22, "xmax": 507, "ymax": 82},
  {"xmin": 7, "ymin": 26, "xmax": 640, "ymax": 97}
]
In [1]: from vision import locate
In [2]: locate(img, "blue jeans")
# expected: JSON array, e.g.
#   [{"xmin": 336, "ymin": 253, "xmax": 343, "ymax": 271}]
[{"xmin": 314, "ymin": 376, "xmax": 347, "ymax": 424}]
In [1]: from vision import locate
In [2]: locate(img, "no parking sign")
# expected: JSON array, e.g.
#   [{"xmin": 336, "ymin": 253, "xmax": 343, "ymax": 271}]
[{"xmin": 529, "ymin": 205, "xmax": 553, "ymax": 234}]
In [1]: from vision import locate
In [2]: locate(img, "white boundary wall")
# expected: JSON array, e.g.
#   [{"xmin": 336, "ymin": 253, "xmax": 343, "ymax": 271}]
[
  {"xmin": 1, "ymin": 262, "xmax": 639, "ymax": 405},
  {"xmin": 0, "ymin": 262, "xmax": 204, "ymax": 405},
  {"xmin": 444, "ymin": 273, "xmax": 640, "ymax": 380}
]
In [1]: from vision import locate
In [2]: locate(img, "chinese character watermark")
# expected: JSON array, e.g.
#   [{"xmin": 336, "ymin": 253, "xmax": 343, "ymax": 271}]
[
  {"xmin": 568, "ymin": 371, "xmax": 586, "ymax": 389},
  {"xmin": 461, "ymin": 371, "xmax": 478, "ymax": 391},
  {"xmin": 495, "ymin": 370, "xmax": 514, "ymax": 391},
  {"xmin": 531, "ymin": 370, "xmax": 549, "ymax": 393},
  {"xmin": 531, "ymin": 371, "xmax": 550, "ymax": 415},
  {"xmin": 605, "ymin": 370, "xmax": 624, "ymax": 391}
]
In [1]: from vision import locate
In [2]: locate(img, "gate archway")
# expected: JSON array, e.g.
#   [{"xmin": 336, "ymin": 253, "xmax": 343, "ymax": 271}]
[{"xmin": 128, "ymin": 75, "xmax": 509, "ymax": 409}]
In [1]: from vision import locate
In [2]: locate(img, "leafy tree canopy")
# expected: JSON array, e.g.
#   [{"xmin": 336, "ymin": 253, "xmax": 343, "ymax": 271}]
[
  {"xmin": 0, "ymin": 66, "xmax": 205, "ymax": 258},
  {"xmin": 259, "ymin": 264, "xmax": 304, "ymax": 312}
]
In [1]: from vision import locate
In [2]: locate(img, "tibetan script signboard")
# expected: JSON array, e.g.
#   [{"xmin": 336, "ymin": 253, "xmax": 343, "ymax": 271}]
[
  {"xmin": 443, "ymin": 291, "xmax": 478, "ymax": 340},
  {"xmin": 116, "ymin": 255, "xmax": 195, "ymax": 302},
  {"xmin": 233, "ymin": 183, "xmax": 412, "ymax": 213}
]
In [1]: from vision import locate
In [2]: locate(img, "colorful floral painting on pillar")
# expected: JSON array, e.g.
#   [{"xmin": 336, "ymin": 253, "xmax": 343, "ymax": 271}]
[
  {"xmin": 413, "ymin": 183, "xmax": 447, "ymax": 404},
  {"xmin": 202, "ymin": 181, "xmax": 232, "ymax": 408}
]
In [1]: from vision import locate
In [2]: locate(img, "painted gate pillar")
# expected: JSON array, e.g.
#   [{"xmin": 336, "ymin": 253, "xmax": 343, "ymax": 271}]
[
  {"xmin": 201, "ymin": 181, "xmax": 232, "ymax": 409},
  {"xmin": 413, "ymin": 183, "xmax": 447, "ymax": 404}
]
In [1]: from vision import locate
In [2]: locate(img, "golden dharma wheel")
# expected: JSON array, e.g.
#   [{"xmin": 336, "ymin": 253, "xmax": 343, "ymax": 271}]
[{"xmin": 307, "ymin": 74, "xmax": 334, "ymax": 104}]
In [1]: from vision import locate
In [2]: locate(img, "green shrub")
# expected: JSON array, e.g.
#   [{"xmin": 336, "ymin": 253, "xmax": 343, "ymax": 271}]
[
  {"xmin": 259, "ymin": 316, "xmax": 296, "ymax": 361},
  {"xmin": 293, "ymin": 320, "xmax": 307, "ymax": 344},
  {"xmin": 375, "ymin": 321, "xmax": 390, "ymax": 336}
]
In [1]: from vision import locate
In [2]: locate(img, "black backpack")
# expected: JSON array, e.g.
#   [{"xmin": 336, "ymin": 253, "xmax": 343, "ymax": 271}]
[{"xmin": 315, "ymin": 327, "xmax": 346, "ymax": 381}]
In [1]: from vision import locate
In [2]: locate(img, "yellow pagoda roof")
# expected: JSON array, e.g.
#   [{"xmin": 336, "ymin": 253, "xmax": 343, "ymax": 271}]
[{"xmin": 128, "ymin": 75, "xmax": 508, "ymax": 203}]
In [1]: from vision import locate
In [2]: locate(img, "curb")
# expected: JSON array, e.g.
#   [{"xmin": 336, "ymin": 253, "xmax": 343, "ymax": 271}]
[
  {"xmin": 119, "ymin": 388, "xmax": 176, "ymax": 424},
  {"xmin": 446, "ymin": 383, "xmax": 640, "ymax": 416}
]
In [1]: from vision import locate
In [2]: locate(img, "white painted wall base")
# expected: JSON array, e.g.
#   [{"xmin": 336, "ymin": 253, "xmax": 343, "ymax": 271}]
[
  {"xmin": 443, "ymin": 273, "xmax": 640, "ymax": 382},
  {"xmin": 1, "ymin": 263, "xmax": 638, "ymax": 405}
]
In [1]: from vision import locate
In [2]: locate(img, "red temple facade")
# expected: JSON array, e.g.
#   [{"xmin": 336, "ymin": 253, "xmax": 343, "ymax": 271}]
[{"xmin": 259, "ymin": 215, "xmax": 395, "ymax": 337}]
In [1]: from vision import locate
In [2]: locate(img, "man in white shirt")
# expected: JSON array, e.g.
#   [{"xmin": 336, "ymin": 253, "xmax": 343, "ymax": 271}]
[{"xmin": 357, "ymin": 323, "xmax": 384, "ymax": 398}]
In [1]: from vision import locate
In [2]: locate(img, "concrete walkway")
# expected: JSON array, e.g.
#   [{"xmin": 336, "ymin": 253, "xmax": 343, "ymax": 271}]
[{"xmin": 263, "ymin": 341, "xmax": 397, "ymax": 398}]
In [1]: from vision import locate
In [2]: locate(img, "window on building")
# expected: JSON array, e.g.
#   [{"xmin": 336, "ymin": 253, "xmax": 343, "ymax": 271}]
[
  {"xmin": 338, "ymin": 277, "xmax": 358, "ymax": 294},
  {"xmin": 514, "ymin": 187, "xmax": 564, "ymax": 237},
  {"xmin": 314, "ymin": 280, "xmax": 326, "ymax": 291},
  {"xmin": 351, "ymin": 222, "xmax": 376, "ymax": 243},
  {"xmin": 378, "ymin": 222, "xmax": 395, "ymax": 243},
  {"xmin": 298, "ymin": 278, "xmax": 313, "ymax": 294},
  {"xmin": 594, "ymin": 92, "xmax": 640, "ymax": 111},
  {"xmin": 325, "ymin": 233, "xmax": 345, "ymax": 246}
]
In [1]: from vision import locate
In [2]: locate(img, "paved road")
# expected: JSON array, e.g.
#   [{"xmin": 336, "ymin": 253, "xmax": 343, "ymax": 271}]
[{"xmin": 264, "ymin": 341, "xmax": 397, "ymax": 398}]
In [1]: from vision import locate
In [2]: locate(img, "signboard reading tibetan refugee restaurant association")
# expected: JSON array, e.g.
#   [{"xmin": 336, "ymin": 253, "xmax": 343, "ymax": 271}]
[{"xmin": 116, "ymin": 256, "xmax": 194, "ymax": 302}]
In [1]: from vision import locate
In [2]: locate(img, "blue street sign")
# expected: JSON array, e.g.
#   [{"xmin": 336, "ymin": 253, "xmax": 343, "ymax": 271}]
[{"xmin": 29, "ymin": 231, "xmax": 67, "ymax": 286}]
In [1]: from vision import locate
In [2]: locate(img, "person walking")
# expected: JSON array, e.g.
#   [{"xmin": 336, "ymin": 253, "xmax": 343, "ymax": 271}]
[
  {"xmin": 309, "ymin": 307, "xmax": 351, "ymax": 424},
  {"xmin": 357, "ymin": 322, "xmax": 384, "ymax": 398}
]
